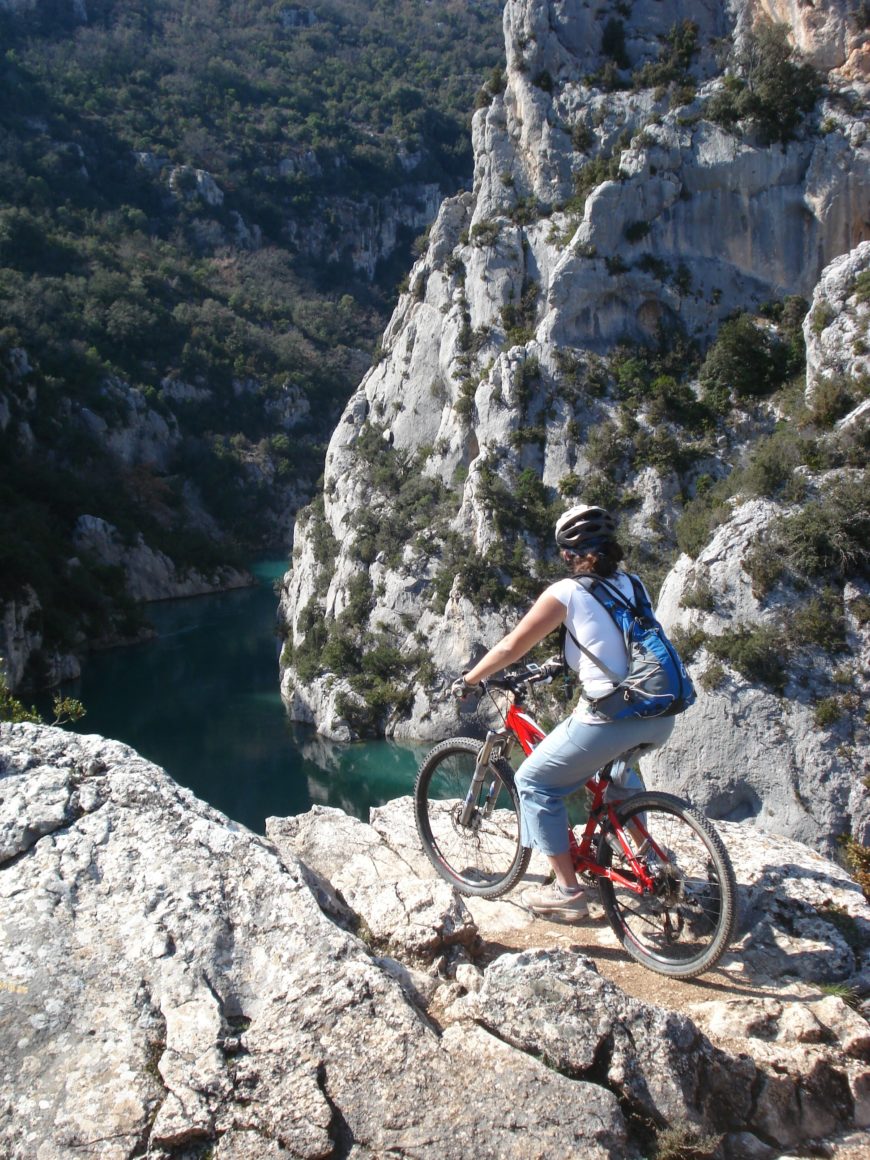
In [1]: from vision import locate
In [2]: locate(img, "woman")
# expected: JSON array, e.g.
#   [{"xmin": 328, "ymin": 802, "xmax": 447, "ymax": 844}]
[{"xmin": 452, "ymin": 504, "xmax": 675, "ymax": 920}]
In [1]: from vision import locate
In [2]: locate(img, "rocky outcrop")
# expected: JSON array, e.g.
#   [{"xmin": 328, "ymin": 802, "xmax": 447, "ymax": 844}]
[
  {"xmin": 805, "ymin": 238, "xmax": 870, "ymax": 410},
  {"xmin": 0, "ymin": 589, "xmax": 81, "ymax": 690},
  {"xmin": 284, "ymin": 183, "xmax": 444, "ymax": 280},
  {"xmin": 0, "ymin": 343, "xmax": 309, "ymax": 687},
  {"xmin": 645, "ymin": 495, "xmax": 870, "ymax": 852},
  {"xmin": 71, "ymin": 515, "xmax": 253, "ymax": 603},
  {"xmin": 279, "ymin": 0, "xmax": 869, "ymax": 855},
  {"xmin": 747, "ymin": 0, "xmax": 869, "ymax": 80},
  {"xmin": 3, "ymin": 723, "xmax": 869, "ymax": 1158},
  {"xmin": 138, "ymin": 152, "xmax": 442, "ymax": 279},
  {"xmin": 643, "ymin": 241, "xmax": 870, "ymax": 852}
]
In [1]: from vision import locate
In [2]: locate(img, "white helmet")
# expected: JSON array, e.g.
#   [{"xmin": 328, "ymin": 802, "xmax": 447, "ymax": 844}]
[{"xmin": 554, "ymin": 505, "xmax": 617, "ymax": 550}]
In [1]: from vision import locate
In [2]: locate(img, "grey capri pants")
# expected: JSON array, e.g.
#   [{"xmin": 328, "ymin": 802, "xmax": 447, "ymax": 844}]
[{"xmin": 514, "ymin": 711, "xmax": 676, "ymax": 856}]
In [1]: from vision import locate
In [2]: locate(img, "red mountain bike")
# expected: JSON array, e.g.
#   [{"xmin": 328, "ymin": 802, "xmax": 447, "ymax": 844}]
[{"xmin": 414, "ymin": 662, "xmax": 738, "ymax": 979}]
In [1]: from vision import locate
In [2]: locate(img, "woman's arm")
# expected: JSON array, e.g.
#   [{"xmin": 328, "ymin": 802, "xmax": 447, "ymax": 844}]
[{"xmin": 462, "ymin": 592, "xmax": 566, "ymax": 686}]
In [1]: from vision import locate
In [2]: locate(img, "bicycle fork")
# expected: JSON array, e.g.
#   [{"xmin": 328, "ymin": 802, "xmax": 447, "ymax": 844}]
[{"xmin": 458, "ymin": 731, "xmax": 508, "ymax": 827}]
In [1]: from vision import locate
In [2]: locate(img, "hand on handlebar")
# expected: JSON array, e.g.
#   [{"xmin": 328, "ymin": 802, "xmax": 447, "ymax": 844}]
[{"xmin": 451, "ymin": 674, "xmax": 481, "ymax": 701}]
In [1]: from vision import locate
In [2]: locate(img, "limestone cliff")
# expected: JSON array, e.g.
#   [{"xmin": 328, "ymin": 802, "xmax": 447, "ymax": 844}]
[{"xmin": 279, "ymin": 0, "xmax": 869, "ymax": 852}]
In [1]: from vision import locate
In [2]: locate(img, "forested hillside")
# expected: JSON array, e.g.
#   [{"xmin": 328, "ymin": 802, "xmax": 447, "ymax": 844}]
[{"xmin": 0, "ymin": 0, "xmax": 503, "ymax": 685}]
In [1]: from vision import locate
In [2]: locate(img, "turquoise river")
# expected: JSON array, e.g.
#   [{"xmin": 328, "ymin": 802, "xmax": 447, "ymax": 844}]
[{"xmin": 65, "ymin": 561, "xmax": 430, "ymax": 833}]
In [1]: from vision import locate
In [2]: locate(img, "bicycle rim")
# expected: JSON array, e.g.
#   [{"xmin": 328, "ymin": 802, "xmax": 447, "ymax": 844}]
[
  {"xmin": 597, "ymin": 791, "xmax": 738, "ymax": 979},
  {"xmin": 414, "ymin": 737, "xmax": 530, "ymax": 898}
]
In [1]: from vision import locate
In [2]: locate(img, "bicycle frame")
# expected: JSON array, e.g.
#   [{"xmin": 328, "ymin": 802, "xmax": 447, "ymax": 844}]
[{"xmin": 488, "ymin": 693, "xmax": 660, "ymax": 896}]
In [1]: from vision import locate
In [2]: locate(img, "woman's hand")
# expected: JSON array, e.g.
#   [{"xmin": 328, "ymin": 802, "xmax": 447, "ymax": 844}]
[{"xmin": 450, "ymin": 675, "xmax": 479, "ymax": 700}]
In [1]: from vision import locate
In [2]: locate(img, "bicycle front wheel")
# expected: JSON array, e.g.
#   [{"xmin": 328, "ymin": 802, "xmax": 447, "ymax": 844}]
[
  {"xmin": 414, "ymin": 737, "xmax": 531, "ymax": 898},
  {"xmin": 597, "ymin": 791, "xmax": 738, "ymax": 979}
]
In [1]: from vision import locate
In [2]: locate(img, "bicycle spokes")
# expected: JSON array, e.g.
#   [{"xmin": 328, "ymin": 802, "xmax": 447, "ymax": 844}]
[
  {"xmin": 598, "ymin": 792, "xmax": 737, "ymax": 979},
  {"xmin": 414, "ymin": 737, "xmax": 531, "ymax": 898}
]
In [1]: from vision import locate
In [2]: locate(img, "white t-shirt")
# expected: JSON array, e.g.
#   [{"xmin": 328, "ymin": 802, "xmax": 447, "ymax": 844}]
[{"xmin": 547, "ymin": 572, "xmax": 647, "ymax": 719}]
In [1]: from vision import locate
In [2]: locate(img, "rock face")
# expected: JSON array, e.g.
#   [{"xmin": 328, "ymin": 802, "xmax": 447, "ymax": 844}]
[
  {"xmin": 71, "ymin": 515, "xmax": 253, "ymax": 604},
  {"xmin": 3, "ymin": 724, "xmax": 869, "ymax": 1158},
  {"xmin": 284, "ymin": 183, "xmax": 444, "ymax": 280},
  {"xmin": 279, "ymin": 0, "xmax": 869, "ymax": 854},
  {"xmin": 0, "ymin": 346, "xmax": 308, "ymax": 688},
  {"xmin": 645, "ymin": 493, "xmax": 870, "ymax": 853},
  {"xmin": 0, "ymin": 588, "xmax": 80, "ymax": 690}
]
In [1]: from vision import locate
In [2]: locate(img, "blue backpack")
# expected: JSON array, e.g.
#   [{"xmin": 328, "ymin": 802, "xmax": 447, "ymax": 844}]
[{"xmin": 564, "ymin": 574, "xmax": 697, "ymax": 720}]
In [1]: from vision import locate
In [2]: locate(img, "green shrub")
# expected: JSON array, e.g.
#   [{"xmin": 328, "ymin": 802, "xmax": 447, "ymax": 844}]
[
  {"xmin": 475, "ymin": 64, "xmax": 507, "ymax": 108},
  {"xmin": 0, "ymin": 676, "xmax": 41, "ymax": 724},
  {"xmin": 705, "ymin": 623, "xmax": 789, "ymax": 691},
  {"xmin": 291, "ymin": 600, "xmax": 329, "ymax": 683},
  {"xmin": 816, "ymin": 980, "xmax": 862, "ymax": 1009},
  {"xmin": 571, "ymin": 122, "xmax": 593, "ymax": 152},
  {"xmin": 633, "ymin": 429, "xmax": 699, "ymax": 475},
  {"xmin": 699, "ymin": 313, "xmax": 786, "ymax": 407},
  {"xmin": 841, "ymin": 835, "xmax": 870, "ymax": 900},
  {"xmin": 698, "ymin": 661, "xmax": 726, "ymax": 691},
  {"xmin": 848, "ymin": 594, "xmax": 870, "ymax": 625},
  {"xmin": 787, "ymin": 590, "xmax": 846, "ymax": 651},
  {"xmin": 775, "ymin": 476, "xmax": 869, "ymax": 578},
  {"xmin": 632, "ymin": 20, "xmax": 699, "ymax": 92},
  {"xmin": 638, "ymin": 254, "xmax": 671, "ymax": 280},
  {"xmin": 500, "ymin": 282, "xmax": 540, "ymax": 349},
  {"xmin": 735, "ymin": 428, "xmax": 813, "ymax": 500},
  {"xmin": 854, "ymin": 270, "xmax": 870, "ymax": 305},
  {"xmin": 470, "ymin": 220, "xmax": 501, "ymax": 248},
  {"xmin": 601, "ymin": 18, "xmax": 629, "ymax": 69},
  {"xmin": 680, "ymin": 579, "xmax": 714, "ymax": 611},
  {"xmin": 674, "ymin": 488, "xmax": 731, "ymax": 558},
  {"xmin": 624, "ymin": 220, "xmax": 651, "ymax": 243},
  {"xmin": 742, "ymin": 540, "xmax": 784, "ymax": 597},
  {"xmin": 570, "ymin": 149, "xmax": 624, "ymax": 211},
  {"xmin": 814, "ymin": 697, "xmax": 843, "ymax": 728},
  {"xmin": 578, "ymin": 471, "xmax": 621, "ymax": 511},
  {"xmin": 0, "ymin": 670, "xmax": 85, "ymax": 726},
  {"xmin": 669, "ymin": 625, "xmax": 707, "ymax": 662},
  {"xmin": 704, "ymin": 20, "xmax": 820, "ymax": 144},
  {"xmin": 654, "ymin": 1120, "xmax": 722, "ymax": 1160},
  {"xmin": 809, "ymin": 375, "xmax": 867, "ymax": 428}
]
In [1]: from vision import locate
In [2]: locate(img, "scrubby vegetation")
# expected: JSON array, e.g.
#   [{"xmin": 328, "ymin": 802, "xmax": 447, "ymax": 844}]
[
  {"xmin": 0, "ymin": 0, "xmax": 504, "ymax": 684},
  {"xmin": 705, "ymin": 19, "xmax": 821, "ymax": 144},
  {"xmin": 0, "ymin": 668, "xmax": 85, "ymax": 726}
]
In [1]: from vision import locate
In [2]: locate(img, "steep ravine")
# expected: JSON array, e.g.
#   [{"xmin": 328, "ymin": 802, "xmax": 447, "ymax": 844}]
[{"xmin": 279, "ymin": 0, "xmax": 869, "ymax": 854}]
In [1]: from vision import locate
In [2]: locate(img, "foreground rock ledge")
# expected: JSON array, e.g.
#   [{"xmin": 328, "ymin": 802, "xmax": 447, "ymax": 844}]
[{"xmin": 2, "ymin": 724, "xmax": 869, "ymax": 1160}]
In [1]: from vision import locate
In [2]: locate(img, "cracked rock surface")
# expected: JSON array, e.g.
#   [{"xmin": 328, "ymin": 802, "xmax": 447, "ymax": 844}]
[
  {"xmin": 3, "ymin": 723, "xmax": 870, "ymax": 1158},
  {"xmin": 1, "ymin": 725, "xmax": 629, "ymax": 1158}
]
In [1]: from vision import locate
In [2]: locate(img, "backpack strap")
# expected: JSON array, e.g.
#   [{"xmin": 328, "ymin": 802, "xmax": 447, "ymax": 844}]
[
  {"xmin": 563, "ymin": 623, "xmax": 624, "ymax": 686},
  {"xmin": 562, "ymin": 575, "xmax": 628, "ymax": 687}
]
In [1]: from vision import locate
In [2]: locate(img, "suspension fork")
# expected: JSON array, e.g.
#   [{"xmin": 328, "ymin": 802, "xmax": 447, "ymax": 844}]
[{"xmin": 458, "ymin": 730, "xmax": 509, "ymax": 826}]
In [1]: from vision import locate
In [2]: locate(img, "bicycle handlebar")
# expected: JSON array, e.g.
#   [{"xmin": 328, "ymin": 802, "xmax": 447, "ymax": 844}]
[{"xmin": 482, "ymin": 659, "xmax": 564, "ymax": 694}]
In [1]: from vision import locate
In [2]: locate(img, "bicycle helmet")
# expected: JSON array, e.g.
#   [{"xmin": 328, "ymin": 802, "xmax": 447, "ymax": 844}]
[{"xmin": 554, "ymin": 504, "xmax": 617, "ymax": 551}]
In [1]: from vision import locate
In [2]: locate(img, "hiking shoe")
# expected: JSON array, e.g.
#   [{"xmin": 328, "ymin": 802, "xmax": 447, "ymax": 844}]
[{"xmin": 523, "ymin": 881, "xmax": 589, "ymax": 920}]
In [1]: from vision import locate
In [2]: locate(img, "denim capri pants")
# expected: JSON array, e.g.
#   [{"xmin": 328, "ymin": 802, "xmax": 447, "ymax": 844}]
[{"xmin": 514, "ymin": 712, "xmax": 676, "ymax": 856}]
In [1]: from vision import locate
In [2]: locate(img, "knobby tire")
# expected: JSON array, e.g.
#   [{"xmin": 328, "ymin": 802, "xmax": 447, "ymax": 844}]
[
  {"xmin": 596, "ymin": 791, "xmax": 738, "ymax": 979},
  {"xmin": 414, "ymin": 736, "xmax": 531, "ymax": 898}
]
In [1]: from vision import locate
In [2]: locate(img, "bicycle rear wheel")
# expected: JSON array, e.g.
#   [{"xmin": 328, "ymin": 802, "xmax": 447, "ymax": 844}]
[
  {"xmin": 414, "ymin": 736, "xmax": 531, "ymax": 898},
  {"xmin": 597, "ymin": 791, "xmax": 738, "ymax": 979}
]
